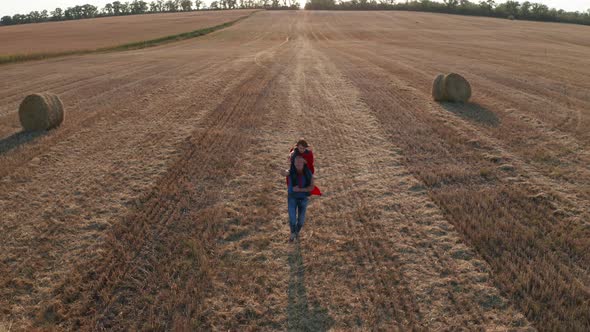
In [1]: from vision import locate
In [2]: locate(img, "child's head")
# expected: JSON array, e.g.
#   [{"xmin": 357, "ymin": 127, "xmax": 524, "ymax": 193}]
[{"xmin": 296, "ymin": 138, "xmax": 309, "ymax": 154}]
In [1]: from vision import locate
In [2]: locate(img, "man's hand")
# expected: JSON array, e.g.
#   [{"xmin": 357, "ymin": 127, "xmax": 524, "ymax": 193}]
[
  {"xmin": 281, "ymin": 169, "xmax": 289, "ymax": 177},
  {"xmin": 293, "ymin": 187, "xmax": 301, "ymax": 192}
]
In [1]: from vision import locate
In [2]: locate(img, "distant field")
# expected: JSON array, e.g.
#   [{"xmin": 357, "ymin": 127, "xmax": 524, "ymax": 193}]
[
  {"xmin": 0, "ymin": 9, "xmax": 255, "ymax": 55},
  {"xmin": 1, "ymin": 10, "xmax": 590, "ymax": 331}
]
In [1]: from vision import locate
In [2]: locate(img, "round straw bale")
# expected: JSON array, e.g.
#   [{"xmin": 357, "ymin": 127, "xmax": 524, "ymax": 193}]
[
  {"xmin": 443, "ymin": 73, "xmax": 471, "ymax": 103},
  {"xmin": 18, "ymin": 93, "xmax": 65, "ymax": 131},
  {"xmin": 432, "ymin": 74, "xmax": 446, "ymax": 101}
]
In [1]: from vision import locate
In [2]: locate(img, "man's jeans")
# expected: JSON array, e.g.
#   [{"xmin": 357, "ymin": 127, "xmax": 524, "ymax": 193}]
[{"xmin": 288, "ymin": 196, "xmax": 309, "ymax": 234}]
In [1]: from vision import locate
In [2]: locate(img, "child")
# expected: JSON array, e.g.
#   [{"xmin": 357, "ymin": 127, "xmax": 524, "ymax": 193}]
[{"xmin": 288, "ymin": 138, "xmax": 314, "ymax": 174}]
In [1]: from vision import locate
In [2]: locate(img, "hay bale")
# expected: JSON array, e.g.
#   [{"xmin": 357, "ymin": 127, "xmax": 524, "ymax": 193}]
[
  {"xmin": 432, "ymin": 74, "xmax": 446, "ymax": 101},
  {"xmin": 18, "ymin": 93, "xmax": 65, "ymax": 131},
  {"xmin": 443, "ymin": 73, "xmax": 471, "ymax": 103}
]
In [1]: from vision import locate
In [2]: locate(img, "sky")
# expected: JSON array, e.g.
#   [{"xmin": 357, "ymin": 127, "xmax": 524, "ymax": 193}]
[{"xmin": 1, "ymin": 0, "xmax": 589, "ymax": 17}]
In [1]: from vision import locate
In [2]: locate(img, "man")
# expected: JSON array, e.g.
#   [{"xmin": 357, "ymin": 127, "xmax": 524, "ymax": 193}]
[{"xmin": 282, "ymin": 156, "xmax": 315, "ymax": 242}]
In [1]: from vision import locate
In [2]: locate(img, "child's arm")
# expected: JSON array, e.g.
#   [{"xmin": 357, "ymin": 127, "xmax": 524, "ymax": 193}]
[
  {"xmin": 287, "ymin": 148, "xmax": 295, "ymax": 166},
  {"xmin": 293, "ymin": 176, "xmax": 314, "ymax": 192}
]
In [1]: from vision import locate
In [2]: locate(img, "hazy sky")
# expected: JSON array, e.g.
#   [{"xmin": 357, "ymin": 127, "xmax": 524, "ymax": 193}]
[{"xmin": 1, "ymin": 0, "xmax": 589, "ymax": 17}]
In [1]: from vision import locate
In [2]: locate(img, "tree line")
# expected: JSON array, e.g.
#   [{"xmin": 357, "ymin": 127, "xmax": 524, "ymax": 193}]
[
  {"xmin": 4, "ymin": 0, "xmax": 588, "ymax": 27},
  {"xmin": 305, "ymin": 0, "xmax": 590, "ymax": 26},
  {"xmin": 1, "ymin": 0, "xmax": 298, "ymax": 26}
]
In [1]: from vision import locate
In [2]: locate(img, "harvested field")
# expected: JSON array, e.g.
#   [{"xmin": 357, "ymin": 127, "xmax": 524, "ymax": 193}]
[
  {"xmin": 1, "ymin": 10, "xmax": 590, "ymax": 331},
  {"xmin": 0, "ymin": 10, "xmax": 255, "ymax": 56}
]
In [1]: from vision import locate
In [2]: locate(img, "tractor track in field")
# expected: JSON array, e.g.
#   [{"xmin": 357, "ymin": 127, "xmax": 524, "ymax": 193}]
[
  {"xmin": 0, "ymin": 13, "xmax": 296, "ymax": 329},
  {"xmin": 277, "ymin": 36, "xmax": 528, "ymax": 329},
  {"xmin": 318, "ymin": 27, "xmax": 590, "ymax": 224},
  {"xmin": 309, "ymin": 17, "xmax": 589, "ymax": 328},
  {"xmin": 0, "ymin": 60, "xmax": 158, "ymax": 109},
  {"xmin": 183, "ymin": 33, "xmax": 528, "ymax": 330},
  {"xmin": 0, "ymin": 53, "xmax": 246, "ymax": 330},
  {"xmin": 379, "ymin": 49, "xmax": 590, "ymax": 154},
  {"xmin": 0, "ymin": 52, "xmax": 222, "ymax": 126},
  {"xmin": 326, "ymin": 43, "xmax": 590, "ymax": 259},
  {"xmin": 290, "ymin": 42, "xmax": 422, "ymax": 328},
  {"xmin": 54, "ymin": 34, "xmax": 297, "ymax": 330},
  {"xmin": 0, "ymin": 60, "xmax": 223, "ymax": 178}
]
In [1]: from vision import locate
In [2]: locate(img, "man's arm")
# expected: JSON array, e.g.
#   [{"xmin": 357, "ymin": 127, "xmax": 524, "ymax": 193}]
[
  {"xmin": 297, "ymin": 175, "xmax": 315, "ymax": 192},
  {"xmin": 281, "ymin": 169, "xmax": 290, "ymax": 177}
]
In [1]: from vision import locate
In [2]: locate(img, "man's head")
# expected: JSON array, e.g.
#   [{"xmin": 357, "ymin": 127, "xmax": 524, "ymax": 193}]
[
  {"xmin": 294, "ymin": 156, "xmax": 306, "ymax": 172},
  {"xmin": 296, "ymin": 138, "xmax": 308, "ymax": 154}
]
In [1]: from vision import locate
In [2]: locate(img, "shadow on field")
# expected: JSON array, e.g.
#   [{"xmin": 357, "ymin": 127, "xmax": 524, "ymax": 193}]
[
  {"xmin": 0, "ymin": 131, "xmax": 46, "ymax": 155},
  {"xmin": 440, "ymin": 102, "xmax": 500, "ymax": 127},
  {"xmin": 287, "ymin": 245, "xmax": 334, "ymax": 332}
]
